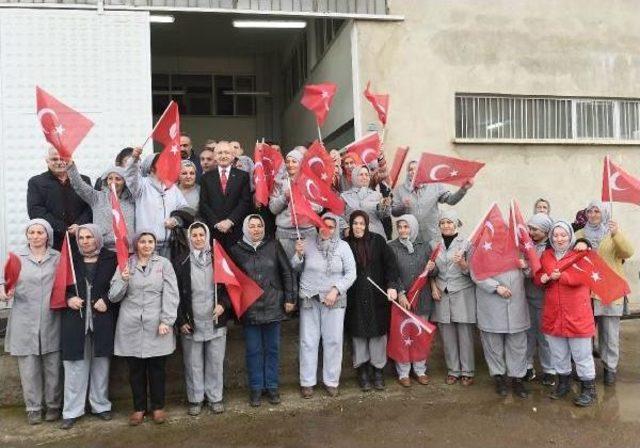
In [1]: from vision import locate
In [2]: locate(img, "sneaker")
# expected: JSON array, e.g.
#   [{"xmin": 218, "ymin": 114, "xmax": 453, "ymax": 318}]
[
  {"xmin": 208, "ymin": 402, "xmax": 224, "ymax": 414},
  {"xmin": 94, "ymin": 411, "xmax": 112, "ymax": 421},
  {"xmin": 603, "ymin": 368, "xmax": 616, "ymax": 386},
  {"xmin": 266, "ymin": 389, "xmax": 281, "ymax": 405},
  {"xmin": 250, "ymin": 389, "xmax": 262, "ymax": 407},
  {"xmin": 187, "ymin": 403, "xmax": 202, "ymax": 416},
  {"xmin": 300, "ymin": 386, "xmax": 314, "ymax": 399},
  {"xmin": 398, "ymin": 377, "xmax": 412, "ymax": 388},
  {"xmin": 524, "ymin": 368, "xmax": 536, "ymax": 382},
  {"xmin": 44, "ymin": 408, "xmax": 60, "ymax": 422},
  {"xmin": 27, "ymin": 411, "xmax": 42, "ymax": 425},
  {"xmin": 494, "ymin": 375, "xmax": 508, "ymax": 396},
  {"xmin": 542, "ymin": 373, "xmax": 556, "ymax": 387},
  {"xmin": 512, "ymin": 378, "xmax": 529, "ymax": 399},
  {"xmin": 60, "ymin": 418, "xmax": 75, "ymax": 430}
]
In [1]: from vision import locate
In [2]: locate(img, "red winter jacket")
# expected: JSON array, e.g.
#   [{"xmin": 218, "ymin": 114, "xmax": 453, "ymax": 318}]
[{"xmin": 534, "ymin": 249, "xmax": 595, "ymax": 338}]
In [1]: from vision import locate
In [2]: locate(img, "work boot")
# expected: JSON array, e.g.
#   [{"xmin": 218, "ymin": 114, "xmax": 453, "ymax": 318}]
[
  {"xmin": 603, "ymin": 368, "xmax": 616, "ymax": 386},
  {"xmin": 549, "ymin": 374, "xmax": 572, "ymax": 400},
  {"xmin": 357, "ymin": 363, "xmax": 373, "ymax": 392},
  {"xmin": 44, "ymin": 408, "xmax": 60, "ymax": 422},
  {"xmin": 249, "ymin": 389, "xmax": 262, "ymax": 407},
  {"xmin": 266, "ymin": 389, "xmax": 281, "ymax": 405},
  {"xmin": 511, "ymin": 378, "xmax": 529, "ymax": 399},
  {"xmin": 373, "ymin": 368, "xmax": 385, "ymax": 390},
  {"xmin": 541, "ymin": 373, "xmax": 556, "ymax": 387},
  {"xmin": 94, "ymin": 411, "xmax": 112, "ymax": 421},
  {"xmin": 27, "ymin": 411, "xmax": 42, "ymax": 425},
  {"xmin": 494, "ymin": 375, "xmax": 508, "ymax": 396},
  {"xmin": 524, "ymin": 368, "xmax": 536, "ymax": 382},
  {"xmin": 573, "ymin": 380, "xmax": 597, "ymax": 407}
]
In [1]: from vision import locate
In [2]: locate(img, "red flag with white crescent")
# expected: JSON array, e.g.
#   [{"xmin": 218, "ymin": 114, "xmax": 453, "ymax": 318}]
[
  {"xmin": 364, "ymin": 81, "xmax": 390, "ymax": 125},
  {"xmin": 570, "ymin": 252, "xmax": 631, "ymax": 305},
  {"xmin": 602, "ymin": 155, "xmax": 640, "ymax": 205},
  {"xmin": 253, "ymin": 142, "xmax": 283, "ymax": 206},
  {"xmin": 300, "ymin": 83, "xmax": 337, "ymax": 126},
  {"xmin": 343, "ymin": 132, "xmax": 381, "ymax": 167},
  {"xmin": 387, "ymin": 304, "xmax": 437, "ymax": 364},
  {"xmin": 36, "ymin": 86, "xmax": 94, "ymax": 160},
  {"xmin": 508, "ymin": 199, "xmax": 541, "ymax": 275},
  {"xmin": 413, "ymin": 152, "xmax": 485, "ymax": 188},
  {"xmin": 289, "ymin": 183, "xmax": 328, "ymax": 230},
  {"xmin": 109, "ymin": 185, "xmax": 130, "ymax": 272},
  {"xmin": 300, "ymin": 140, "xmax": 335, "ymax": 184},
  {"xmin": 3, "ymin": 252, "xmax": 22, "ymax": 292},
  {"xmin": 296, "ymin": 168, "xmax": 345, "ymax": 215},
  {"xmin": 151, "ymin": 101, "xmax": 181, "ymax": 187}
]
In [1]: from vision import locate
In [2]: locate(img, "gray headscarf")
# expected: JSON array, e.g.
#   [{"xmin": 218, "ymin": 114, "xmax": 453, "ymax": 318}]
[
  {"xmin": 549, "ymin": 220, "xmax": 576, "ymax": 260},
  {"xmin": 242, "ymin": 214, "xmax": 266, "ymax": 249},
  {"xmin": 583, "ymin": 200, "xmax": 611, "ymax": 250},
  {"xmin": 141, "ymin": 154, "xmax": 156, "ymax": 177},
  {"xmin": 317, "ymin": 213, "xmax": 341, "ymax": 275},
  {"xmin": 438, "ymin": 208, "xmax": 463, "ymax": 228},
  {"xmin": 76, "ymin": 224, "xmax": 104, "ymax": 257},
  {"xmin": 527, "ymin": 213, "xmax": 553, "ymax": 234},
  {"xmin": 100, "ymin": 166, "xmax": 128, "ymax": 194},
  {"xmin": 396, "ymin": 214, "xmax": 419, "ymax": 254},
  {"xmin": 286, "ymin": 149, "xmax": 304, "ymax": 164},
  {"xmin": 132, "ymin": 230, "xmax": 157, "ymax": 253},
  {"xmin": 350, "ymin": 165, "xmax": 372, "ymax": 199},
  {"xmin": 24, "ymin": 218, "xmax": 54, "ymax": 249},
  {"xmin": 188, "ymin": 221, "xmax": 211, "ymax": 268}
]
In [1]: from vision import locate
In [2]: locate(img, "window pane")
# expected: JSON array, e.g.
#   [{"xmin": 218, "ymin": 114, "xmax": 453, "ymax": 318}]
[{"xmin": 215, "ymin": 75, "xmax": 234, "ymax": 116}]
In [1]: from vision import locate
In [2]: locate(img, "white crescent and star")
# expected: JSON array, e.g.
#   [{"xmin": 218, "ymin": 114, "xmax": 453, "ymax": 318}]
[
  {"xmin": 361, "ymin": 148, "xmax": 377, "ymax": 164},
  {"xmin": 609, "ymin": 172, "xmax": 627, "ymax": 191},
  {"xmin": 37, "ymin": 108, "xmax": 59, "ymax": 135},
  {"xmin": 169, "ymin": 122, "xmax": 179, "ymax": 140},
  {"xmin": 399, "ymin": 317, "xmax": 423, "ymax": 339},
  {"xmin": 429, "ymin": 164, "xmax": 451, "ymax": 181},
  {"xmin": 220, "ymin": 258, "xmax": 235, "ymax": 278}
]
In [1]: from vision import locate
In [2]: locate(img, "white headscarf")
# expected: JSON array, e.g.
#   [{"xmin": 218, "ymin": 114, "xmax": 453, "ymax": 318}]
[
  {"xmin": 549, "ymin": 220, "xmax": 576, "ymax": 260},
  {"xmin": 396, "ymin": 214, "xmax": 419, "ymax": 254},
  {"xmin": 583, "ymin": 200, "xmax": 610, "ymax": 250},
  {"xmin": 242, "ymin": 214, "xmax": 266, "ymax": 249},
  {"xmin": 350, "ymin": 165, "xmax": 372, "ymax": 199},
  {"xmin": 188, "ymin": 221, "xmax": 211, "ymax": 268}
]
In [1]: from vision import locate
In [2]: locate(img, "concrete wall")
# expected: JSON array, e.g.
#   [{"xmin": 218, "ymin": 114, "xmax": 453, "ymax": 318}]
[{"xmin": 355, "ymin": 0, "xmax": 640, "ymax": 304}]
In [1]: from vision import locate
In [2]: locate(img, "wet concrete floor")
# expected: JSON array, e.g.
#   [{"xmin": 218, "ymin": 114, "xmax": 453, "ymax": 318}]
[{"xmin": 2, "ymin": 320, "xmax": 640, "ymax": 448}]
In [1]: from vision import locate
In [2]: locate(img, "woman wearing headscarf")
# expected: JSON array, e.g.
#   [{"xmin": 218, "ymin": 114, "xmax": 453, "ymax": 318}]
[
  {"xmin": 178, "ymin": 160, "xmax": 201, "ymax": 212},
  {"xmin": 175, "ymin": 222, "xmax": 230, "ymax": 416},
  {"xmin": 269, "ymin": 148, "xmax": 320, "ymax": 259},
  {"xmin": 430, "ymin": 210, "xmax": 477, "ymax": 386},
  {"xmin": 575, "ymin": 200, "xmax": 634, "ymax": 386},
  {"xmin": 387, "ymin": 214, "xmax": 434, "ymax": 387},
  {"xmin": 523, "ymin": 213, "xmax": 556, "ymax": 386},
  {"xmin": 341, "ymin": 166, "xmax": 391, "ymax": 238},
  {"xmin": 229, "ymin": 214, "xmax": 297, "ymax": 407},
  {"xmin": 345, "ymin": 211, "xmax": 399, "ymax": 391},
  {"xmin": 291, "ymin": 213, "xmax": 356, "ymax": 398},
  {"xmin": 535, "ymin": 221, "xmax": 597, "ymax": 407},
  {"xmin": 392, "ymin": 160, "xmax": 472, "ymax": 244},
  {"xmin": 67, "ymin": 159, "xmax": 135, "ymax": 251},
  {"xmin": 59, "ymin": 224, "xmax": 117, "ymax": 430},
  {"xmin": 1, "ymin": 219, "xmax": 61, "ymax": 425},
  {"xmin": 108, "ymin": 230, "xmax": 179, "ymax": 425}
]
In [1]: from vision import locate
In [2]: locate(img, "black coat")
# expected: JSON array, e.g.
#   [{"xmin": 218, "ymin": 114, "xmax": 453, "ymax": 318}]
[
  {"xmin": 229, "ymin": 238, "xmax": 297, "ymax": 325},
  {"xmin": 345, "ymin": 233, "xmax": 399, "ymax": 338},
  {"xmin": 27, "ymin": 171, "xmax": 93, "ymax": 250},
  {"xmin": 199, "ymin": 167, "xmax": 251, "ymax": 250},
  {"xmin": 175, "ymin": 255, "xmax": 231, "ymax": 330},
  {"xmin": 61, "ymin": 249, "xmax": 117, "ymax": 361}
]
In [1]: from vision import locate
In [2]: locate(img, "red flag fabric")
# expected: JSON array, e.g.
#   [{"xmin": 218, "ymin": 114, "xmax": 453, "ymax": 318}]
[
  {"xmin": 289, "ymin": 183, "xmax": 327, "ymax": 230},
  {"xmin": 602, "ymin": 156, "xmax": 640, "ymax": 205},
  {"xmin": 343, "ymin": 132, "xmax": 381, "ymax": 167},
  {"xmin": 388, "ymin": 146, "xmax": 409, "ymax": 189},
  {"xmin": 429, "ymin": 243, "xmax": 443, "ymax": 263},
  {"xmin": 413, "ymin": 152, "xmax": 485, "ymax": 188},
  {"xmin": 508, "ymin": 199, "xmax": 541, "ymax": 275},
  {"xmin": 109, "ymin": 185, "xmax": 130, "ymax": 272},
  {"xmin": 570, "ymin": 252, "xmax": 631, "ymax": 305},
  {"xmin": 296, "ymin": 167, "xmax": 345, "ymax": 215},
  {"xmin": 300, "ymin": 83, "xmax": 337, "ymax": 126},
  {"xmin": 3, "ymin": 252, "xmax": 21, "ymax": 292},
  {"xmin": 555, "ymin": 251, "xmax": 588, "ymax": 273},
  {"xmin": 301, "ymin": 140, "xmax": 335, "ymax": 184},
  {"xmin": 151, "ymin": 101, "xmax": 181, "ymax": 186},
  {"xmin": 212, "ymin": 240, "xmax": 264, "ymax": 318},
  {"xmin": 387, "ymin": 303, "xmax": 437, "ymax": 364},
  {"xmin": 36, "ymin": 86, "xmax": 94, "ymax": 160},
  {"xmin": 253, "ymin": 142, "xmax": 284, "ymax": 206},
  {"xmin": 363, "ymin": 81, "xmax": 390, "ymax": 125},
  {"xmin": 469, "ymin": 203, "xmax": 520, "ymax": 281},
  {"xmin": 406, "ymin": 263, "xmax": 432, "ymax": 309},
  {"xmin": 50, "ymin": 233, "xmax": 76, "ymax": 310}
]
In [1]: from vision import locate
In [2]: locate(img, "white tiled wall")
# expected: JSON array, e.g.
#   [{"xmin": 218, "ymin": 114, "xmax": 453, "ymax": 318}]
[{"xmin": 0, "ymin": 9, "xmax": 152, "ymax": 264}]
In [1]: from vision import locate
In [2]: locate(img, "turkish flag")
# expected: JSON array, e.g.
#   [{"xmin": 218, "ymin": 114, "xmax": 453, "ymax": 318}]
[
  {"xmin": 151, "ymin": 101, "xmax": 181, "ymax": 187},
  {"xmin": 387, "ymin": 303, "xmax": 437, "ymax": 364},
  {"xmin": 290, "ymin": 183, "xmax": 327, "ymax": 230},
  {"xmin": 429, "ymin": 243, "xmax": 444, "ymax": 263},
  {"xmin": 570, "ymin": 252, "xmax": 631, "ymax": 305},
  {"xmin": 469, "ymin": 203, "xmax": 520, "ymax": 281},
  {"xmin": 602, "ymin": 156, "xmax": 640, "ymax": 205},
  {"xmin": 296, "ymin": 167, "xmax": 345, "ymax": 215},
  {"xmin": 555, "ymin": 251, "xmax": 588, "ymax": 273},
  {"xmin": 413, "ymin": 152, "xmax": 485, "ymax": 188},
  {"xmin": 253, "ymin": 142, "xmax": 284, "ymax": 206},
  {"xmin": 301, "ymin": 140, "xmax": 335, "ymax": 184},
  {"xmin": 212, "ymin": 240, "xmax": 264, "ymax": 318},
  {"xmin": 109, "ymin": 185, "xmax": 130, "ymax": 272},
  {"xmin": 3, "ymin": 252, "xmax": 21, "ymax": 292},
  {"xmin": 300, "ymin": 83, "xmax": 337, "ymax": 126},
  {"xmin": 388, "ymin": 146, "xmax": 409, "ymax": 189},
  {"xmin": 405, "ymin": 249, "xmax": 438, "ymax": 310},
  {"xmin": 50, "ymin": 233, "xmax": 77, "ymax": 310},
  {"xmin": 343, "ymin": 132, "xmax": 381, "ymax": 167},
  {"xmin": 364, "ymin": 81, "xmax": 389, "ymax": 125},
  {"xmin": 36, "ymin": 86, "xmax": 94, "ymax": 160},
  {"xmin": 508, "ymin": 199, "xmax": 541, "ymax": 275}
]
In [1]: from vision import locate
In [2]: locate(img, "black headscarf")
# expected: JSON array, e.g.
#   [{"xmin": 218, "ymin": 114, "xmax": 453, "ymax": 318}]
[{"xmin": 346, "ymin": 210, "xmax": 372, "ymax": 266}]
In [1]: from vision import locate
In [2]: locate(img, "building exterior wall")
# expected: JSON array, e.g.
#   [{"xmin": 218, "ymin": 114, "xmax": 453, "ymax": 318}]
[{"xmin": 355, "ymin": 0, "xmax": 640, "ymax": 304}]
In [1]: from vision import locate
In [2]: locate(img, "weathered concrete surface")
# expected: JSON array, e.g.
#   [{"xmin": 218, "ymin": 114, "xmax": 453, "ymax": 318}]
[{"xmin": 1, "ymin": 320, "xmax": 639, "ymax": 448}]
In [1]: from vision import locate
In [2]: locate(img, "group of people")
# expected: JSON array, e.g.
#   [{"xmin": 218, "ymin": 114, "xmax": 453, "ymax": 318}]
[{"xmin": 0, "ymin": 134, "xmax": 634, "ymax": 430}]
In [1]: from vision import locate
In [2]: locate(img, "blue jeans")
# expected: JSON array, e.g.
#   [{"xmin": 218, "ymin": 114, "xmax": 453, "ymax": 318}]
[{"xmin": 243, "ymin": 322, "xmax": 281, "ymax": 391}]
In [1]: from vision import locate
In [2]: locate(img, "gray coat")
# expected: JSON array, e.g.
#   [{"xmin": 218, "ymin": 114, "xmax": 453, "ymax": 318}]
[
  {"xmin": 109, "ymin": 254, "xmax": 179, "ymax": 358},
  {"xmin": 4, "ymin": 246, "xmax": 61, "ymax": 356},
  {"xmin": 392, "ymin": 182, "xmax": 467, "ymax": 244},
  {"xmin": 68, "ymin": 162, "xmax": 135, "ymax": 250},
  {"xmin": 474, "ymin": 269, "xmax": 530, "ymax": 334},
  {"xmin": 431, "ymin": 237, "xmax": 476, "ymax": 324},
  {"xmin": 387, "ymin": 238, "xmax": 433, "ymax": 316},
  {"xmin": 341, "ymin": 187, "xmax": 390, "ymax": 238},
  {"xmin": 523, "ymin": 240, "xmax": 548, "ymax": 308}
]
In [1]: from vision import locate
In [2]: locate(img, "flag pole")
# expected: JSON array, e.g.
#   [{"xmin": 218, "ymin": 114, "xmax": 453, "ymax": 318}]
[
  {"xmin": 212, "ymin": 239, "xmax": 219, "ymax": 325},
  {"xmin": 606, "ymin": 155, "xmax": 614, "ymax": 220},
  {"xmin": 66, "ymin": 231, "xmax": 82, "ymax": 319},
  {"xmin": 287, "ymin": 178, "xmax": 301, "ymax": 240},
  {"xmin": 317, "ymin": 123, "xmax": 323, "ymax": 143},
  {"xmin": 141, "ymin": 100, "xmax": 174, "ymax": 149}
]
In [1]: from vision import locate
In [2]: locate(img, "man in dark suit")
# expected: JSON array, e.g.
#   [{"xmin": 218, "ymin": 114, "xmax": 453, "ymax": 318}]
[
  {"xmin": 27, "ymin": 147, "xmax": 93, "ymax": 250},
  {"xmin": 199, "ymin": 140, "xmax": 251, "ymax": 249}
]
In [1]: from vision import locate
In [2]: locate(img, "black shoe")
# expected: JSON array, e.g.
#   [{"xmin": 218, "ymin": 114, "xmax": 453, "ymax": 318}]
[
  {"xmin": 524, "ymin": 368, "xmax": 536, "ymax": 382},
  {"xmin": 550, "ymin": 374, "xmax": 572, "ymax": 399},
  {"xmin": 494, "ymin": 375, "xmax": 508, "ymax": 396},
  {"xmin": 357, "ymin": 363, "xmax": 373, "ymax": 392},
  {"xmin": 266, "ymin": 389, "xmax": 281, "ymax": 405},
  {"xmin": 94, "ymin": 411, "xmax": 112, "ymax": 421},
  {"xmin": 60, "ymin": 418, "xmax": 75, "ymax": 430},
  {"xmin": 511, "ymin": 378, "xmax": 529, "ymax": 399},
  {"xmin": 249, "ymin": 389, "xmax": 262, "ymax": 407},
  {"xmin": 542, "ymin": 373, "xmax": 556, "ymax": 387},
  {"xmin": 27, "ymin": 411, "xmax": 42, "ymax": 425},
  {"xmin": 373, "ymin": 368, "xmax": 385, "ymax": 391},
  {"xmin": 573, "ymin": 380, "xmax": 597, "ymax": 407},
  {"xmin": 603, "ymin": 368, "xmax": 616, "ymax": 386}
]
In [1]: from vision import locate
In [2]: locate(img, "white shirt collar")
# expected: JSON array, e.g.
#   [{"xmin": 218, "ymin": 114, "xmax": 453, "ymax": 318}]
[{"xmin": 218, "ymin": 166, "xmax": 229, "ymax": 177}]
